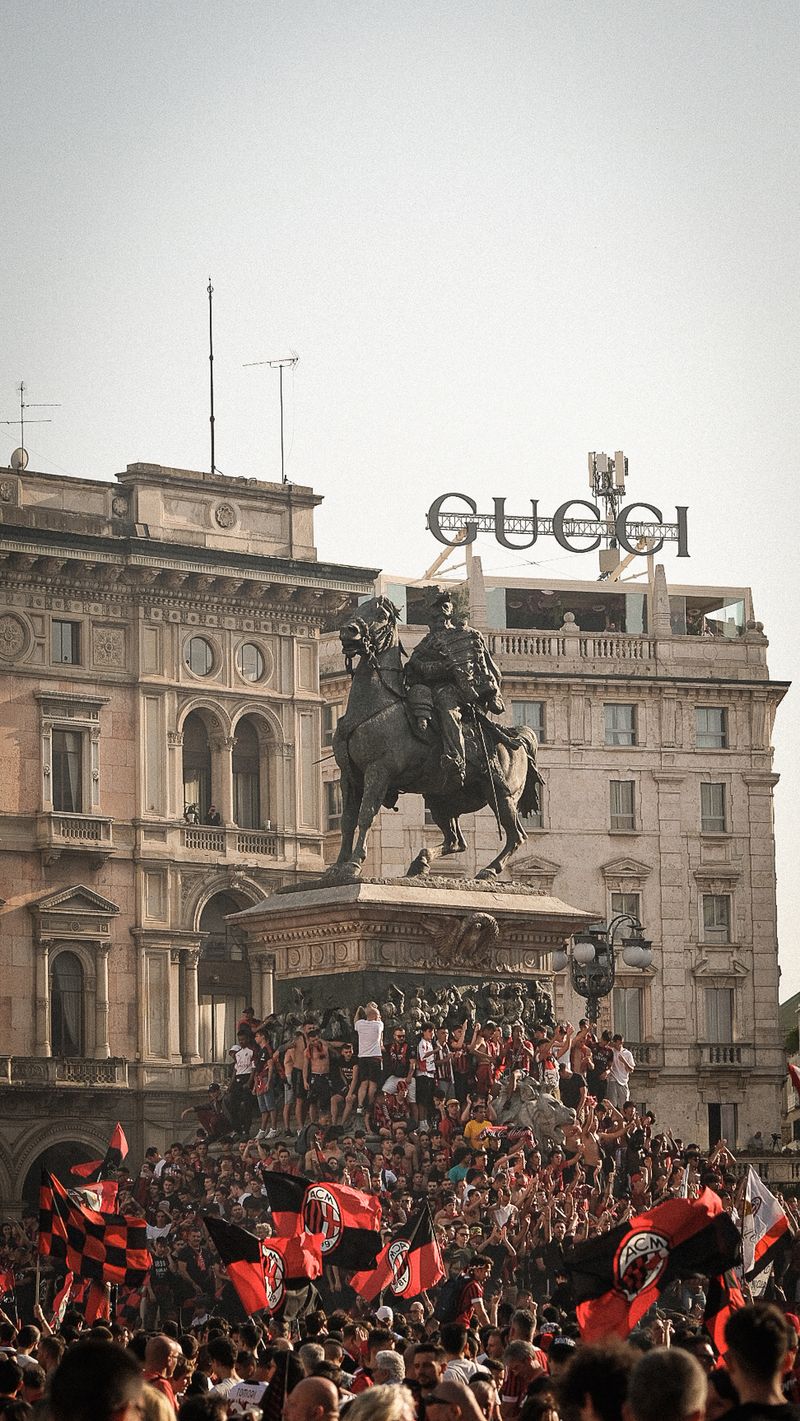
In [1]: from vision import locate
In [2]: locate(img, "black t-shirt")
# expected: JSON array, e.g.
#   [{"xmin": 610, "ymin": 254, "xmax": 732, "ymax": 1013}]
[{"xmin": 560, "ymin": 1072, "xmax": 586, "ymax": 1110}]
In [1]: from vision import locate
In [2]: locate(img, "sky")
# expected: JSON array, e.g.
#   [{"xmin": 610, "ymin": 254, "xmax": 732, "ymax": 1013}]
[{"xmin": 3, "ymin": 1, "xmax": 799, "ymax": 987}]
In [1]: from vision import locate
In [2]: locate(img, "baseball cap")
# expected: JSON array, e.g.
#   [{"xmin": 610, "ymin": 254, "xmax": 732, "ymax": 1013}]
[{"xmin": 375, "ymin": 1305, "xmax": 394, "ymax": 1324}]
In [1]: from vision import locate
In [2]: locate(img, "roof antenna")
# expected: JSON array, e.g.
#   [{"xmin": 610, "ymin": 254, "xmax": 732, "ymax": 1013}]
[
  {"xmin": 1, "ymin": 381, "xmax": 61, "ymax": 467},
  {"xmin": 243, "ymin": 354, "xmax": 299, "ymax": 483},
  {"xmin": 207, "ymin": 279, "xmax": 217, "ymax": 474}
]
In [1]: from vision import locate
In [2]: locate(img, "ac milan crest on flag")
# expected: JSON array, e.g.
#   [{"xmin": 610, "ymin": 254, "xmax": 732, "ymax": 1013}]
[
  {"xmin": 350, "ymin": 1202, "xmax": 444, "ymax": 1302},
  {"xmin": 566, "ymin": 1189, "xmax": 741, "ymax": 1341},
  {"xmin": 741, "ymin": 1166, "xmax": 792, "ymax": 1284},
  {"xmin": 704, "ymin": 1270, "xmax": 746, "ymax": 1357},
  {"xmin": 302, "ymin": 1181, "xmax": 381, "ymax": 1271},
  {"xmin": 38, "ymin": 1171, "xmax": 150, "ymax": 1289},
  {"xmin": 71, "ymin": 1123, "xmax": 129, "ymax": 1182},
  {"xmin": 51, "ymin": 1272, "xmax": 74, "ymax": 1328},
  {"xmin": 70, "ymin": 1181, "xmax": 119, "ymax": 1214}
]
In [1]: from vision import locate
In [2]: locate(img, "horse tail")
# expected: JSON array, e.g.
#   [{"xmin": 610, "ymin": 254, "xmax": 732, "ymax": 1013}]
[{"xmin": 516, "ymin": 725, "xmax": 543, "ymax": 818}]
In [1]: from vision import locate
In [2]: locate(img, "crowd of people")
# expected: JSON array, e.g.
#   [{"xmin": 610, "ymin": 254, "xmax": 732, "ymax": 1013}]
[{"xmin": 0, "ymin": 1000, "xmax": 797, "ymax": 1420}]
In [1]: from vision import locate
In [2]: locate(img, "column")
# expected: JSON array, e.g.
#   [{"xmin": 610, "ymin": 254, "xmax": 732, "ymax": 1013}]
[
  {"xmin": 253, "ymin": 954, "xmax": 275, "ymax": 1018},
  {"xmin": 167, "ymin": 730, "xmax": 184, "ymax": 818},
  {"xmin": 183, "ymin": 948, "xmax": 202, "ymax": 1064},
  {"xmin": 210, "ymin": 736, "xmax": 235, "ymax": 826},
  {"xmin": 94, "ymin": 943, "xmax": 111, "ymax": 1058},
  {"xmin": 34, "ymin": 942, "xmax": 51, "ymax": 1058}
]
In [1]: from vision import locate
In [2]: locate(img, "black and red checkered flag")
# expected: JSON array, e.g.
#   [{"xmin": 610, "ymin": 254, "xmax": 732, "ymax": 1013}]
[
  {"xmin": 39, "ymin": 1171, "xmax": 150, "ymax": 1289},
  {"xmin": 71, "ymin": 1123, "xmax": 129, "ymax": 1183},
  {"xmin": 351, "ymin": 1202, "xmax": 444, "ymax": 1302}
]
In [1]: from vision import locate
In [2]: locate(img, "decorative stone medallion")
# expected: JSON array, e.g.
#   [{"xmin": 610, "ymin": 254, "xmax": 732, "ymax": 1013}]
[
  {"xmin": 92, "ymin": 626, "xmax": 126, "ymax": 667},
  {"xmin": 214, "ymin": 502, "xmax": 237, "ymax": 529},
  {"xmin": 0, "ymin": 613, "xmax": 27, "ymax": 660}
]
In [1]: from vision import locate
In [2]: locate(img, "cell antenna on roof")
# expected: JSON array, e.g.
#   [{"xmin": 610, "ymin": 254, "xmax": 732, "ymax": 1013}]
[
  {"xmin": 207, "ymin": 279, "xmax": 217, "ymax": 475},
  {"xmin": 1, "ymin": 382, "xmax": 61, "ymax": 467},
  {"xmin": 244, "ymin": 353, "xmax": 299, "ymax": 483}
]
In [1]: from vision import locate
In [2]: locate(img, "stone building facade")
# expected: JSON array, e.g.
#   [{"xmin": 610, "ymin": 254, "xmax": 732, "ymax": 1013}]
[
  {"xmin": 320, "ymin": 556, "xmax": 788, "ymax": 1149},
  {"xmin": 0, "ymin": 461, "xmax": 374, "ymax": 1206}
]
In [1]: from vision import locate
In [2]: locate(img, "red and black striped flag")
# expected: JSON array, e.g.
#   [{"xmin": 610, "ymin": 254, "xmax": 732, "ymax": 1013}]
[
  {"xmin": 261, "ymin": 1170, "xmax": 381, "ymax": 1272},
  {"xmin": 39, "ymin": 1171, "xmax": 150, "ymax": 1289},
  {"xmin": 350, "ymin": 1202, "xmax": 444, "ymax": 1302},
  {"xmin": 566, "ymin": 1189, "xmax": 741, "ymax": 1341},
  {"xmin": 71, "ymin": 1123, "xmax": 129, "ymax": 1182},
  {"xmin": 204, "ymin": 1214, "xmax": 324, "ymax": 1315}
]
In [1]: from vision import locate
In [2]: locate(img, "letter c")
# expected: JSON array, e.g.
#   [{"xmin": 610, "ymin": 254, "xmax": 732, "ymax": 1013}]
[
  {"xmin": 553, "ymin": 500, "xmax": 602, "ymax": 553},
  {"xmin": 615, "ymin": 503, "xmax": 665, "ymax": 556}
]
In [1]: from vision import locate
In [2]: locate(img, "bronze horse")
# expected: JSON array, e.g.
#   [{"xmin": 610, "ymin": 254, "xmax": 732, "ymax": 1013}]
[{"xmin": 330, "ymin": 596, "xmax": 541, "ymax": 879}]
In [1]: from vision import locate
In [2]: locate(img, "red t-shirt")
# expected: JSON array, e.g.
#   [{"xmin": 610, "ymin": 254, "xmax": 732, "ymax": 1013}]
[{"xmin": 455, "ymin": 1278, "xmax": 483, "ymax": 1324}]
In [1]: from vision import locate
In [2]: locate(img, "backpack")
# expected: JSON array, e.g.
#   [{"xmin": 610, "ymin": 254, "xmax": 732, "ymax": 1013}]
[{"xmin": 434, "ymin": 1273, "xmax": 469, "ymax": 1324}]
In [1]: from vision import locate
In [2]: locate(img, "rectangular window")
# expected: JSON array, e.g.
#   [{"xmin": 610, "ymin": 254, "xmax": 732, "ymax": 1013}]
[
  {"xmin": 52, "ymin": 620, "xmax": 81, "ymax": 665},
  {"xmin": 325, "ymin": 780, "xmax": 343, "ymax": 830},
  {"xmin": 511, "ymin": 701, "xmax": 546, "ymax": 742},
  {"xmin": 323, "ymin": 702, "xmax": 343, "ymax": 748},
  {"xmin": 610, "ymin": 780, "xmax": 636, "ymax": 831},
  {"xmin": 696, "ymin": 707, "xmax": 727, "ymax": 749},
  {"xmin": 703, "ymin": 894, "xmax": 731, "ymax": 944},
  {"xmin": 705, "ymin": 987, "xmax": 734, "ymax": 1041},
  {"xmin": 708, "ymin": 1102, "xmax": 738, "ymax": 1149},
  {"xmin": 613, "ymin": 986, "xmax": 643, "ymax": 1042},
  {"xmin": 700, "ymin": 782, "xmax": 727, "ymax": 833},
  {"xmin": 51, "ymin": 729, "xmax": 83, "ymax": 812},
  {"xmin": 610, "ymin": 891, "xmax": 641, "ymax": 937},
  {"xmin": 605, "ymin": 704, "xmax": 637, "ymax": 746}
]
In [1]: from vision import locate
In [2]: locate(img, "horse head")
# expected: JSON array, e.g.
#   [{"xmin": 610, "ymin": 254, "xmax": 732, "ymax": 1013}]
[{"xmin": 339, "ymin": 595, "xmax": 400, "ymax": 672}]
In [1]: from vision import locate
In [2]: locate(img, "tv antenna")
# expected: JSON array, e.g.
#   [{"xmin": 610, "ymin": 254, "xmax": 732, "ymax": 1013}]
[
  {"xmin": 1, "ymin": 382, "xmax": 61, "ymax": 466},
  {"xmin": 244, "ymin": 354, "xmax": 299, "ymax": 483}
]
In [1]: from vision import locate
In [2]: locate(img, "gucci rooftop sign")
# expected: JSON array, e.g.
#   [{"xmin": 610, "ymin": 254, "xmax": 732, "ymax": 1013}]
[{"xmin": 427, "ymin": 450, "xmax": 689, "ymax": 558}]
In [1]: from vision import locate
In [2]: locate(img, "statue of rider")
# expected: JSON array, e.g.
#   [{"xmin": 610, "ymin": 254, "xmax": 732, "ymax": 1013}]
[{"xmin": 405, "ymin": 586, "xmax": 504, "ymax": 790}]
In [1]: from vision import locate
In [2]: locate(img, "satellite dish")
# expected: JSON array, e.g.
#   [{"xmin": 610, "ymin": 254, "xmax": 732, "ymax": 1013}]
[{"xmin": 10, "ymin": 448, "xmax": 27, "ymax": 470}]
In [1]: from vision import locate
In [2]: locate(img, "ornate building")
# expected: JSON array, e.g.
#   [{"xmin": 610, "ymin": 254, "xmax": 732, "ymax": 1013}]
[
  {"xmin": 320, "ymin": 555, "xmax": 788, "ymax": 1149},
  {"xmin": 0, "ymin": 461, "xmax": 374, "ymax": 1207}
]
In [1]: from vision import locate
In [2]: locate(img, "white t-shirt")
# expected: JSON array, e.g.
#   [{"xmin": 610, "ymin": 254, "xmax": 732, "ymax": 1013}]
[
  {"xmin": 230, "ymin": 1044, "xmax": 255, "ymax": 1077},
  {"xmin": 355, "ymin": 1018, "xmax": 383, "ymax": 1058},
  {"xmin": 445, "ymin": 1358, "xmax": 480, "ymax": 1384},
  {"xmin": 610, "ymin": 1046, "xmax": 635, "ymax": 1084},
  {"xmin": 227, "ymin": 1380, "xmax": 268, "ymax": 1414},
  {"xmin": 417, "ymin": 1038, "xmax": 436, "ymax": 1077}
]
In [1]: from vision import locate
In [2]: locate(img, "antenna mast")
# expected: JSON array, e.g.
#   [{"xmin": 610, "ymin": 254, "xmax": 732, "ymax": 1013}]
[
  {"xmin": 1, "ymin": 382, "xmax": 61, "ymax": 462},
  {"xmin": 207, "ymin": 279, "xmax": 217, "ymax": 474},
  {"xmin": 243, "ymin": 354, "xmax": 299, "ymax": 483}
]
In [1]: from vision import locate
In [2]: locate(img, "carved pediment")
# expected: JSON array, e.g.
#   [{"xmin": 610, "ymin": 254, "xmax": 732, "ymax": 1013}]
[
  {"xmin": 600, "ymin": 857, "xmax": 652, "ymax": 883},
  {"xmin": 692, "ymin": 953, "xmax": 748, "ymax": 978},
  {"xmin": 513, "ymin": 856, "xmax": 560, "ymax": 891},
  {"xmin": 29, "ymin": 884, "xmax": 120, "ymax": 918},
  {"xmin": 693, "ymin": 865, "xmax": 741, "ymax": 888}
]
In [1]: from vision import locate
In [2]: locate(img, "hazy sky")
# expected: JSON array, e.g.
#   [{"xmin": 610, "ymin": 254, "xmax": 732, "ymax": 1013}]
[{"xmin": 3, "ymin": 2, "xmax": 799, "ymax": 986}]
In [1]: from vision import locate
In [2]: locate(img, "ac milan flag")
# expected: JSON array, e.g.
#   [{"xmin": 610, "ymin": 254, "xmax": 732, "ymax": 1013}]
[
  {"xmin": 38, "ymin": 1171, "xmax": 150, "ymax": 1289},
  {"xmin": 704, "ymin": 1270, "xmax": 746, "ymax": 1356},
  {"xmin": 566, "ymin": 1189, "xmax": 741, "ymax": 1341},
  {"xmin": 0, "ymin": 1271, "xmax": 16, "ymax": 1322},
  {"xmin": 203, "ymin": 1215, "xmax": 269, "ymax": 1314},
  {"xmin": 51, "ymin": 1272, "xmax": 74, "ymax": 1328},
  {"xmin": 71, "ymin": 1123, "xmax": 129, "ymax": 1182},
  {"xmin": 350, "ymin": 1203, "xmax": 444, "ymax": 1302},
  {"xmin": 204, "ymin": 1214, "xmax": 324, "ymax": 1315},
  {"xmin": 302, "ymin": 1181, "xmax": 381, "ymax": 1271},
  {"xmin": 741, "ymin": 1166, "xmax": 792, "ymax": 1284},
  {"xmin": 261, "ymin": 1170, "xmax": 381, "ymax": 1272},
  {"xmin": 84, "ymin": 1281, "xmax": 111, "ymax": 1324},
  {"xmin": 789, "ymin": 1063, "xmax": 800, "ymax": 1098}
]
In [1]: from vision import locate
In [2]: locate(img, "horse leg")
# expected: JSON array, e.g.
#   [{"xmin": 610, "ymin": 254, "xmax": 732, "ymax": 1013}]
[
  {"xmin": 425, "ymin": 798, "xmax": 464, "ymax": 856},
  {"xmin": 347, "ymin": 764, "xmax": 392, "ymax": 869},
  {"xmin": 476, "ymin": 787, "xmax": 527, "ymax": 879},
  {"xmin": 335, "ymin": 771, "xmax": 361, "ymax": 867}
]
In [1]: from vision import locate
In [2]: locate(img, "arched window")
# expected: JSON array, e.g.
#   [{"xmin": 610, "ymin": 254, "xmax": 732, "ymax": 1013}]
[
  {"xmin": 232, "ymin": 717, "xmax": 261, "ymax": 829},
  {"xmin": 50, "ymin": 952, "xmax": 84, "ymax": 1057},
  {"xmin": 182, "ymin": 712, "xmax": 213, "ymax": 821}
]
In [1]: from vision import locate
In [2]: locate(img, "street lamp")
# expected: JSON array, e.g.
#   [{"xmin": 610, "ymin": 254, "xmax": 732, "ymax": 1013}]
[{"xmin": 551, "ymin": 915, "xmax": 653, "ymax": 1023}]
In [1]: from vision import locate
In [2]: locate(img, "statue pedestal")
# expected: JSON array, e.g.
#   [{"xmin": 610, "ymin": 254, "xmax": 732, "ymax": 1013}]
[{"xmin": 230, "ymin": 877, "xmax": 593, "ymax": 1026}]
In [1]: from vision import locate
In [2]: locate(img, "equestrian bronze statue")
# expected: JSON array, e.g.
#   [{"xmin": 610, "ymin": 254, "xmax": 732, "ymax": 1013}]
[{"xmin": 330, "ymin": 588, "xmax": 542, "ymax": 879}]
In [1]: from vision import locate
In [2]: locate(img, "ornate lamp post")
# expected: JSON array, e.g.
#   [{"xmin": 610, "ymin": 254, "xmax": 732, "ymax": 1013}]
[{"xmin": 551, "ymin": 915, "xmax": 653, "ymax": 1023}]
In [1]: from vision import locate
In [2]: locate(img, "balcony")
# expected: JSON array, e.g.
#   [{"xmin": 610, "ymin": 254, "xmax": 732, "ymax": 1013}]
[
  {"xmin": 630, "ymin": 1042, "xmax": 664, "ymax": 1071},
  {"xmin": 0, "ymin": 1057, "xmax": 129, "ymax": 1087},
  {"xmin": 36, "ymin": 812, "xmax": 114, "ymax": 865},
  {"xmin": 180, "ymin": 825, "xmax": 281, "ymax": 858},
  {"xmin": 695, "ymin": 1042, "xmax": 755, "ymax": 1070}
]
